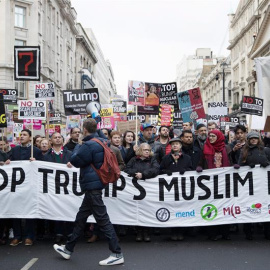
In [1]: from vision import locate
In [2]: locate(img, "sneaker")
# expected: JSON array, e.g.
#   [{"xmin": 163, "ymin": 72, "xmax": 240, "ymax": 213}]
[
  {"xmin": 99, "ymin": 253, "xmax": 124, "ymax": 266},
  {"xmin": 10, "ymin": 239, "xmax": 22, "ymax": 246},
  {"xmin": 53, "ymin": 244, "xmax": 71, "ymax": 260},
  {"xmin": 25, "ymin": 238, "xmax": 33, "ymax": 246}
]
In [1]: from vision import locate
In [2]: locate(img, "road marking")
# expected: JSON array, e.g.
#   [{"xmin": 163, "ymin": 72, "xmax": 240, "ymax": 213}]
[{"xmin": 21, "ymin": 258, "xmax": 38, "ymax": 270}]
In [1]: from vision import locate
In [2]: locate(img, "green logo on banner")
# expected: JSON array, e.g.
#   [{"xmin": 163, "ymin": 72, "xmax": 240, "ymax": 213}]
[{"xmin": 201, "ymin": 204, "xmax": 218, "ymax": 221}]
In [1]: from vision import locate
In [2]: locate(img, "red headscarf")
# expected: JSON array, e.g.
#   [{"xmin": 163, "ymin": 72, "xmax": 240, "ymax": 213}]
[{"xmin": 203, "ymin": 129, "xmax": 230, "ymax": 168}]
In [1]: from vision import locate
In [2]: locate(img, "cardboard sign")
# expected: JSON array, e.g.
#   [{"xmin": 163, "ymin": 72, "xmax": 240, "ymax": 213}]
[
  {"xmin": 241, "ymin": 96, "xmax": 263, "ymax": 116},
  {"xmin": 0, "ymin": 89, "xmax": 18, "ymax": 104},
  {"xmin": 35, "ymin": 82, "xmax": 55, "ymax": 100},
  {"xmin": 177, "ymin": 88, "xmax": 205, "ymax": 123},
  {"xmin": 14, "ymin": 46, "xmax": 40, "ymax": 81},
  {"xmin": 18, "ymin": 100, "xmax": 46, "ymax": 120},
  {"xmin": 117, "ymin": 120, "xmax": 141, "ymax": 134},
  {"xmin": 63, "ymin": 88, "xmax": 100, "ymax": 116}
]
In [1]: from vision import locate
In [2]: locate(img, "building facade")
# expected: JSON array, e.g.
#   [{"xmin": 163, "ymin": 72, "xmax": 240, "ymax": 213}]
[
  {"xmin": 228, "ymin": 0, "xmax": 270, "ymax": 107},
  {"xmin": 0, "ymin": 0, "xmax": 117, "ymax": 122}
]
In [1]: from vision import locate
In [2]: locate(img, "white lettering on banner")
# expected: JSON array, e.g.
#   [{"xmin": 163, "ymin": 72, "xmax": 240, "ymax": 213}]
[
  {"xmin": 1, "ymin": 161, "xmax": 270, "ymax": 227},
  {"xmin": 63, "ymin": 91, "xmax": 98, "ymax": 102}
]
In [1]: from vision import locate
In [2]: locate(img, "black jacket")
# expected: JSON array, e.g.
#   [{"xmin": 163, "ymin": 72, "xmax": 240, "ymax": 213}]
[
  {"xmin": 124, "ymin": 156, "xmax": 160, "ymax": 180},
  {"xmin": 160, "ymin": 153, "xmax": 193, "ymax": 174},
  {"xmin": 10, "ymin": 145, "xmax": 43, "ymax": 161},
  {"xmin": 43, "ymin": 148, "xmax": 72, "ymax": 164},
  {"xmin": 239, "ymin": 145, "xmax": 270, "ymax": 166},
  {"xmin": 64, "ymin": 139, "xmax": 78, "ymax": 152},
  {"xmin": 181, "ymin": 144, "xmax": 202, "ymax": 170}
]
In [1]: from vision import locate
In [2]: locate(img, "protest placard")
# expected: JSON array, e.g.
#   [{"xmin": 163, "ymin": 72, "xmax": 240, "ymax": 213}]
[
  {"xmin": 177, "ymin": 88, "xmax": 205, "ymax": 123},
  {"xmin": 0, "ymin": 89, "xmax": 18, "ymax": 104},
  {"xmin": 128, "ymin": 80, "xmax": 145, "ymax": 106},
  {"xmin": 34, "ymin": 82, "xmax": 55, "ymax": 99},
  {"xmin": 63, "ymin": 88, "xmax": 100, "ymax": 115},
  {"xmin": 241, "ymin": 96, "xmax": 263, "ymax": 116},
  {"xmin": 18, "ymin": 100, "xmax": 46, "ymax": 120},
  {"xmin": 160, "ymin": 82, "xmax": 178, "ymax": 110}
]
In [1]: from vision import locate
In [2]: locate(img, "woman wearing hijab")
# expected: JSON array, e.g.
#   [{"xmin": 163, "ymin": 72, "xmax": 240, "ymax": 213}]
[{"xmin": 202, "ymin": 129, "xmax": 232, "ymax": 241}]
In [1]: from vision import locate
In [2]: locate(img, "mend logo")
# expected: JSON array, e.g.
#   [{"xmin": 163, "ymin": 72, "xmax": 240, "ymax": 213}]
[
  {"xmin": 175, "ymin": 210, "xmax": 195, "ymax": 218},
  {"xmin": 223, "ymin": 205, "xmax": 241, "ymax": 218},
  {"xmin": 247, "ymin": 203, "xmax": 262, "ymax": 214}
]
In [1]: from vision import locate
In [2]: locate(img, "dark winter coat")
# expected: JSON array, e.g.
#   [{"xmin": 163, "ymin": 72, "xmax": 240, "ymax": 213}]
[
  {"xmin": 160, "ymin": 153, "xmax": 193, "ymax": 174},
  {"xmin": 238, "ymin": 145, "xmax": 270, "ymax": 166},
  {"xmin": 0, "ymin": 151, "xmax": 8, "ymax": 162},
  {"xmin": 124, "ymin": 156, "xmax": 160, "ymax": 180},
  {"xmin": 64, "ymin": 139, "xmax": 78, "ymax": 152},
  {"xmin": 181, "ymin": 144, "xmax": 202, "ymax": 170},
  {"xmin": 70, "ymin": 133, "xmax": 105, "ymax": 191},
  {"xmin": 10, "ymin": 145, "xmax": 43, "ymax": 161},
  {"xmin": 229, "ymin": 140, "xmax": 245, "ymax": 164},
  {"xmin": 43, "ymin": 148, "xmax": 72, "ymax": 164}
]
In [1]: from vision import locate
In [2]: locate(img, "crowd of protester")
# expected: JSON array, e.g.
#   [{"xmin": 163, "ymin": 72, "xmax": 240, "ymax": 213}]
[{"xmin": 1, "ymin": 120, "xmax": 270, "ymax": 247}]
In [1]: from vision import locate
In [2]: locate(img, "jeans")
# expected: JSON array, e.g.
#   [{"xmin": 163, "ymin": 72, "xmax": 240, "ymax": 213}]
[
  {"xmin": 13, "ymin": 219, "xmax": 35, "ymax": 240},
  {"xmin": 65, "ymin": 190, "xmax": 121, "ymax": 254}
]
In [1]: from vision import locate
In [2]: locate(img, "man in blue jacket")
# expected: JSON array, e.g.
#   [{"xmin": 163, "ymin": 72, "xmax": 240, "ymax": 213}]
[{"xmin": 53, "ymin": 119, "xmax": 124, "ymax": 266}]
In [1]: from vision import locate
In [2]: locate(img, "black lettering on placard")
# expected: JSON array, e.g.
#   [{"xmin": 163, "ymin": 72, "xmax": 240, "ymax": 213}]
[
  {"xmin": 55, "ymin": 170, "xmax": 69, "ymax": 194},
  {"xmin": 268, "ymin": 171, "xmax": 270, "ymax": 195},
  {"xmin": 181, "ymin": 177, "xmax": 195, "ymax": 200},
  {"xmin": 225, "ymin": 174, "xmax": 231, "ymax": 198},
  {"xmin": 159, "ymin": 177, "xmax": 179, "ymax": 201},
  {"xmin": 233, "ymin": 172, "xmax": 254, "ymax": 196},
  {"xmin": 132, "ymin": 178, "xmax": 146, "ymax": 200},
  {"xmin": 197, "ymin": 175, "xmax": 211, "ymax": 200},
  {"xmin": 38, "ymin": 168, "xmax": 54, "ymax": 193},
  {"xmin": 72, "ymin": 172, "xmax": 83, "ymax": 196},
  {"xmin": 0, "ymin": 169, "xmax": 8, "ymax": 191},
  {"xmin": 112, "ymin": 175, "xmax": 126, "ymax": 197},
  {"xmin": 11, "ymin": 168, "xmax": 25, "ymax": 192},
  {"xmin": 213, "ymin": 175, "xmax": 223, "ymax": 199}
]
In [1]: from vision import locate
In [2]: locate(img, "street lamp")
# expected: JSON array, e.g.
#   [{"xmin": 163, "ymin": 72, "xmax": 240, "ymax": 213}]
[{"xmin": 220, "ymin": 61, "xmax": 228, "ymax": 102}]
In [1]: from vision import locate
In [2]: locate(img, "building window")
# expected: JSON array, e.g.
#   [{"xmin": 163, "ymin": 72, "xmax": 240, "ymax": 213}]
[
  {"xmin": 15, "ymin": 82, "xmax": 26, "ymax": 98},
  {"xmin": 15, "ymin": 6, "xmax": 26, "ymax": 28},
  {"xmin": 15, "ymin": 39, "xmax": 26, "ymax": 46}
]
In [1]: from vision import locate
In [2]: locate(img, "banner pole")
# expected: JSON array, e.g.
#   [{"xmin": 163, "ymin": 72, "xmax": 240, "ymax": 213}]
[
  {"xmin": 46, "ymin": 100, "xmax": 49, "ymax": 140},
  {"xmin": 31, "ymin": 119, "xmax": 34, "ymax": 159}
]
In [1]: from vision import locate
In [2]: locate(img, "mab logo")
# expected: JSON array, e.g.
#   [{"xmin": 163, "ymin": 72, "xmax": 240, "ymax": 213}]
[{"xmin": 223, "ymin": 205, "xmax": 241, "ymax": 218}]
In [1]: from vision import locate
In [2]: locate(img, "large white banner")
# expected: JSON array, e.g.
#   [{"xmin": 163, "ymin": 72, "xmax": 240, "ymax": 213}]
[{"xmin": 1, "ymin": 161, "xmax": 270, "ymax": 227}]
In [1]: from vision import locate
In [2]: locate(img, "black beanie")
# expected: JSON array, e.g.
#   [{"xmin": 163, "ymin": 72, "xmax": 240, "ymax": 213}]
[{"xmin": 196, "ymin": 123, "xmax": 206, "ymax": 130}]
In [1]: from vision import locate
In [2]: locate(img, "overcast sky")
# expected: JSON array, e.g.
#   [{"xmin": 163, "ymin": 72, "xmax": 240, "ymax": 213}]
[{"xmin": 71, "ymin": 0, "xmax": 240, "ymax": 98}]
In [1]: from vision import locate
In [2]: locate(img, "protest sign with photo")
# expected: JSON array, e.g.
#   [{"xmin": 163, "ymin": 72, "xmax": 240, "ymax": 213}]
[
  {"xmin": 34, "ymin": 82, "xmax": 55, "ymax": 100},
  {"xmin": 0, "ymin": 89, "xmax": 18, "ymax": 104},
  {"xmin": 99, "ymin": 107, "xmax": 115, "ymax": 129},
  {"xmin": 13, "ymin": 123, "xmax": 23, "ymax": 135},
  {"xmin": 177, "ymin": 88, "xmax": 205, "ymax": 123},
  {"xmin": 128, "ymin": 80, "xmax": 145, "ymax": 106},
  {"xmin": 158, "ymin": 104, "xmax": 174, "ymax": 126},
  {"xmin": 14, "ymin": 46, "xmax": 40, "ymax": 81},
  {"xmin": 63, "ymin": 88, "xmax": 100, "ymax": 115},
  {"xmin": 159, "ymin": 82, "xmax": 178, "ymax": 110},
  {"xmin": 241, "ymin": 96, "xmax": 263, "ymax": 116},
  {"xmin": 18, "ymin": 100, "xmax": 46, "ymax": 120},
  {"xmin": 138, "ymin": 82, "xmax": 161, "ymax": 115},
  {"xmin": 66, "ymin": 115, "xmax": 81, "ymax": 129}
]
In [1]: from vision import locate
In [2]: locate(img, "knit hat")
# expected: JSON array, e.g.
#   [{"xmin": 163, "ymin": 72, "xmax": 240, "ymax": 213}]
[
  {"xmin": 247, "ymin": 131, "xmax": 260, "ymax": 140},
  {"xmin": 196, "ymin": 123, "xmax": 206, "ymax": 130}
]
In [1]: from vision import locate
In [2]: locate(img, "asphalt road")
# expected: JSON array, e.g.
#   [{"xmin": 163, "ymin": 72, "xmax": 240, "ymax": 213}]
[{"xmin": 1, "ymin": 227, "xmax": 270, "ymax": 270}]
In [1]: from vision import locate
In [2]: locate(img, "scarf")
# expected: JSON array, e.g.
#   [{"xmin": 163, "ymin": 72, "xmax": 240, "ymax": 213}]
[
  {"xmin": 203, "ymin": 130, "xmax": 230, "ymax": 168},
  {"xmin": 51, "ymin": 146, "xmax": 64, "ymax": 159}
]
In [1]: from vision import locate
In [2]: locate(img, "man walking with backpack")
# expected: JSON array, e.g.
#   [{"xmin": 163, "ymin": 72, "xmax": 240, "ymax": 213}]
[{"xmin": 53, "ymin": 119, "xmax": 124, "ymax": 266}]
